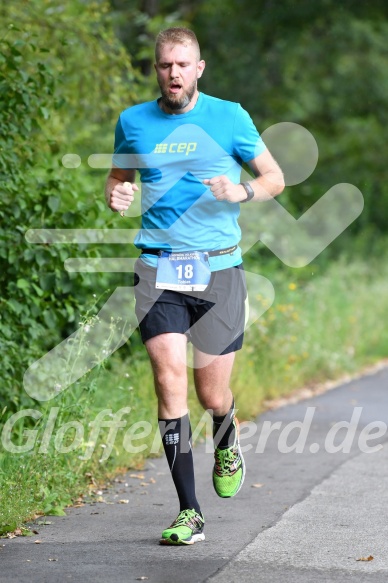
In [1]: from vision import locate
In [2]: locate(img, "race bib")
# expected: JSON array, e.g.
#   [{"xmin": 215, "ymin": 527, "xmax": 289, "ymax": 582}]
[{"xmin": 156, "ymin": 251, "xmax": 211, "ymax": 291}]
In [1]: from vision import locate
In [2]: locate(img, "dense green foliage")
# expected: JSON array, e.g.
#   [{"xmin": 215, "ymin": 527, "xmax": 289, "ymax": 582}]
[
  {"xmin": 0, "ymin": 2, "xmax": 140, "ymax": 414},
  {"xmin": 193, "ymin": 1, "xmax": 388, "ymax": 240},
  {"xmin": 0, "ymin": 31, "xmax": 79, "ymax": 411}
]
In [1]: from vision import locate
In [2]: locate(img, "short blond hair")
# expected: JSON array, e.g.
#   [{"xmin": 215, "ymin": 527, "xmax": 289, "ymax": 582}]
[{"xmin": 155, "ymin": 27, "xmax": 201, "ymax": 62}]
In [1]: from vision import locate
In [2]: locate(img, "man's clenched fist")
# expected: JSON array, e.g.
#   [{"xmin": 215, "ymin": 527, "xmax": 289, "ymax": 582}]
[{"xmin": 109, "ymin": 181, "xmax": 139, "ymax": 216}]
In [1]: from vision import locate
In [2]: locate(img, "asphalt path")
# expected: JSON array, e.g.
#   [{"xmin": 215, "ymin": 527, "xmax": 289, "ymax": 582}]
[{"xmin": 1, "ymin": 366, "xmax": 388, "ymax": 583}]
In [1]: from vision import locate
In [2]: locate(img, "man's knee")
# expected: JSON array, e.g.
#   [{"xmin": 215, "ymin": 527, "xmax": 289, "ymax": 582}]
[
  {"xmin": 197, "ymin": 392, "xmax": 229, "ymax": 413},
  {"xmin": 154, "ymin": 369, "xmax": 187, "ymax": 393}
]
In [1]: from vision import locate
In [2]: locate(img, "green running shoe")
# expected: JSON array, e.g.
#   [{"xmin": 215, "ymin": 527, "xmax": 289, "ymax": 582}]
[
  {"xmin": 213, "ymin": 418, "xmax": 246, "ymax": 498},
  {"xmin": 159, "ymin": 509, "xmax": 205, "ymax": 545}
]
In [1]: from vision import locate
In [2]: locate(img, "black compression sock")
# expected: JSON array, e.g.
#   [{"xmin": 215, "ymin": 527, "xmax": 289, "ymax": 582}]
[
  {"xmin": 213, "ymin": 398, "xmax": 236, "ymax": 449},
  {"xmin": 158, "ymin": 413, "xmax": 201, "ymax": 514}
]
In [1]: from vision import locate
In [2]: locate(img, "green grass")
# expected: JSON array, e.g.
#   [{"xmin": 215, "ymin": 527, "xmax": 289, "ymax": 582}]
[
  {"xmin": 232, "ymin": 257, "xmax": 388, "ymax": 418},
  {"xmin": 1, "ymin": 254, "xmax": 388, "ymax": 533}
]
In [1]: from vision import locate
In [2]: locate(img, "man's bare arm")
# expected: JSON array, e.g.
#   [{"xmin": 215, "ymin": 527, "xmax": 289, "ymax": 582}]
[
  {"xmin": 203, "ymin": 149, "xmax": 285, "ymax": 204},
  {"xmin": 247, "ymin": 148, "xmax": 285, "ymax": 200},
  {"xmin": 105, "ymin": 167, "xmax": 138, "ymax": 212}
]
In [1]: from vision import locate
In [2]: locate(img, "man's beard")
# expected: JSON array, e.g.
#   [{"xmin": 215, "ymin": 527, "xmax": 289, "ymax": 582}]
[{"xmin": 159, "ymin": 79, "xmax": 197, "ymax": 111}]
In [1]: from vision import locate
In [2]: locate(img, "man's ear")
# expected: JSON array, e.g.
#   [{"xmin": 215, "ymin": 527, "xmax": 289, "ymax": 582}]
[{"xmin": 197, "ymin": 60, "xmax": 206, "ymax": 79}]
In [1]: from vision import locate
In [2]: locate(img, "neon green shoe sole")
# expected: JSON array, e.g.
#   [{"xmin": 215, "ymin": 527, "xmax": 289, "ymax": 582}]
[{"xmin": 159, "ymin": 508, "xmax": 205, "ymax": 545}]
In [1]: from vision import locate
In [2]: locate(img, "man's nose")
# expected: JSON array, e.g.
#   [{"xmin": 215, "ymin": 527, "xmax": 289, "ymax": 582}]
[{"xmin": 170, "ymin": 64, "xmax": 179, "ymax": 78}]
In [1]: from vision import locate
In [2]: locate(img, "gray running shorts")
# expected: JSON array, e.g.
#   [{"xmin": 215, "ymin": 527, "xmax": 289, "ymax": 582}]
[{"xmin": 133, "ymin": 258, "xmax": 247, "ymax": 355}]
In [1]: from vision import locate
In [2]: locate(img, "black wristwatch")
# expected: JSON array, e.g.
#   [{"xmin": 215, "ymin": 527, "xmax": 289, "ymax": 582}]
[{"xmin": 240, "ymin": 181, "xmax": 255, "ymax": 203}]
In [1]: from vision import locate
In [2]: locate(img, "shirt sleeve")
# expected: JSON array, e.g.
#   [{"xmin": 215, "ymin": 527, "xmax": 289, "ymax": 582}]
[
  {"xmin": 232, "ymin": 104, "xmax": 266, "ymax": 162},
  {"xmin": 112, "ymin": 115, "xmax": 133, "ymax": 169}
]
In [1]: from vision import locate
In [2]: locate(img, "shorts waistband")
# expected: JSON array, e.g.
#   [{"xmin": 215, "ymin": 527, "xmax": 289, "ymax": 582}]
[{"xmin": 140, "ymin": 245, "xmax": 238, "ymax": 258}]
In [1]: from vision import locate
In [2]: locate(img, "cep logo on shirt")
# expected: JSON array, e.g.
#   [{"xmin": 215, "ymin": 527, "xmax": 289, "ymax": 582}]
[{"xmin": 154, "ymin": 142, "xmax": 197, "ymax": 155}]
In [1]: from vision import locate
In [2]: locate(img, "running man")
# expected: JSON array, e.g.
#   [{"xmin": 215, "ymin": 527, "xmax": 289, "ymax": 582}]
[{"xmin": 105, "ymin": 27, "xmax": 284, "ymax": 545}]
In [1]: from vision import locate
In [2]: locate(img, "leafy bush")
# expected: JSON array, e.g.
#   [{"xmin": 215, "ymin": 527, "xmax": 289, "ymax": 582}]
[
  {"xmin": 0, "ymin": 31, "xmax": 95, "ymax": 412},
  {"xmin": 0, "ymin": 0, "xmax": 149, "ymax": 416}
]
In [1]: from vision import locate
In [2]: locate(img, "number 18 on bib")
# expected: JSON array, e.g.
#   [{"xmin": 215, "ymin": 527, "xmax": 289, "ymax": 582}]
[{"xmin": 156, "ymin": 251, "xmax": 211, "ymax": 291}]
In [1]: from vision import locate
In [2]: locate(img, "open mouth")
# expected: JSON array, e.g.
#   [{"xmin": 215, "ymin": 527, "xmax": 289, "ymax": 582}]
[{"xmin": 169, "ymin": 83, "xmax": 182, "ymax": 94}]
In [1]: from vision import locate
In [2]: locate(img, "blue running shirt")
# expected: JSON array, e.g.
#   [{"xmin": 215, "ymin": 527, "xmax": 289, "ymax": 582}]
[{"xmin": 113, "ymin": 93, "xmax": 266, "ymax": 271}]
